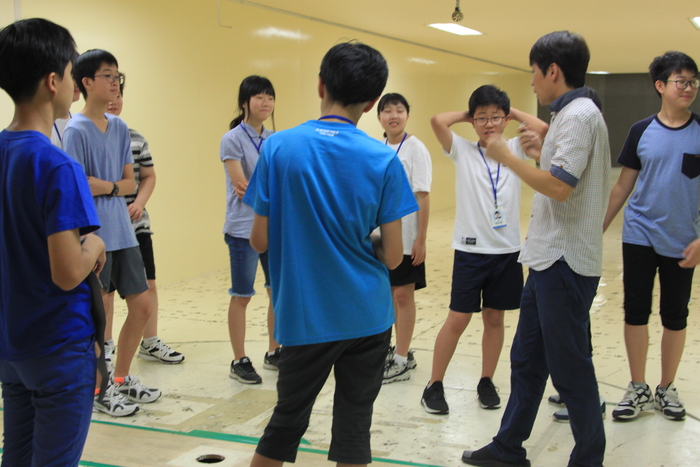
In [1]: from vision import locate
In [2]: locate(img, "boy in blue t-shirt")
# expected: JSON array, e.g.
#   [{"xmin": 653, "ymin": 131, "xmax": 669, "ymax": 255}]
[
  {"xmin": 243, "ymin": 42, "xmax": 418, "ymax": 466},
  {"xmin": 0, "ymin": 18, "xmax": 105, "ymax": 465},
  {"xmin": 605, "ymin": 51, "xmax": 700, "ymax": 422},
  {"xmin": 64, "ymin": 49, "xmax": 161, "ymax": 416}
]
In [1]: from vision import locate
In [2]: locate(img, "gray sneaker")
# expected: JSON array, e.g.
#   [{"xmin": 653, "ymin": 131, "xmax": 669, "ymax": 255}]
[{"xmin": 382, "ymin": 358, "xmax": 411, "ymax": 384}]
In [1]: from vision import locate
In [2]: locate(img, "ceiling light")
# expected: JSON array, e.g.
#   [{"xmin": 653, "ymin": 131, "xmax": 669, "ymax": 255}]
[
  {"xmin": 428, "ymin": 23, "xmax": 482, "ymax": 36},
  {"xmin": 253, "ymin": 27, "xmax": 310, "ymax": 41},
  {"xmin": 690, "ymin": 17, "xmax": 700, "ymax": 30},
  {"xmin": 588, "ymin": 71, "xmax": 610, "ymax": 75},
  {"xmin": 410, "ymin": 58, "xmax": 436, "ymax": 65}
]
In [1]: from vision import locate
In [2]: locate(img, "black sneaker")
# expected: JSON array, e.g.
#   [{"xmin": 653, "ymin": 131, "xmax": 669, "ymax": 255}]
[
  {"xmin": 421, "ymin": 381, "xmax": 449, "ymax": 415},
  {"xmin": 263, "ymin": 348, "xmax": 281, "ymax": 371},
  {"xmin": 477, "ymin": 377, "xmax": 501, "ymax": 409},
  {"xmin": 462, "ymin": 446, "xmax": 531, "ymax": 467},
  {"xmin": 230, "ymin": 357, "xmax": 262, "ymax": 384}
]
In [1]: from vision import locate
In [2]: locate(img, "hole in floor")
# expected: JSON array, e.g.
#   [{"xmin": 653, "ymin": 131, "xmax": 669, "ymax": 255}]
[{"xmin": 196, "ymin": 454, "xmax": 226, "ymax": 464}]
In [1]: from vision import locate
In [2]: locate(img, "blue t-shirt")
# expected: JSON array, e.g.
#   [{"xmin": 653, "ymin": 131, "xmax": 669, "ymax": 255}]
[
  {"xmin": 220, "ymin": 123, "xmax": 273, "ymax": 239},
  {"xmin": 64, "ymin": 113, "xmax": 137, "ymax": 252},
  {"xmin": 0, "ymin": 130, "xmax": 100, "ymax": 361},
  {"xmin": 244, "ymin": 120, "xmax": 418, "ymax": 346},
  {"xmin": 618, "ymin": 113, "xmax": 700, "ymax": 257}
]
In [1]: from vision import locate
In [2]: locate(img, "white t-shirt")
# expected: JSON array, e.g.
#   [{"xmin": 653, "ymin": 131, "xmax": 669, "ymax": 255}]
[
  {"xmin": 385, "ymin": 135, "xmax": 432, "ymax": 255},
  {"xmin": 448, "ymin": 132, "xmax": 525, "ymax": 254}
]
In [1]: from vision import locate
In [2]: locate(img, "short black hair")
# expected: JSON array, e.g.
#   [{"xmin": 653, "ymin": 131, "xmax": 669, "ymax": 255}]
[
  {"xmin": 649, "ymin": 51, "xmax": 698, "ymax": 97},
  {"xmin": 319, "ymin": 42, "xmax": 388, "ymax": 106},
  {"xmin": 377, "ymin": 93, "xmax": 410, "ymax": 115},
  {"xmin": 0, "ymin": 18, "xmax": 77, "ymax": 103},
  {"xmin": 468, "ymin": 85, "xmax": 510, "ymax": 117},
  {"xmin": 529, "ymin": 31, "xmax": 589, "ymax": 89},
  {"xmin": 73, "ymin": 49, "xmax": 118, "ymax": 98}
]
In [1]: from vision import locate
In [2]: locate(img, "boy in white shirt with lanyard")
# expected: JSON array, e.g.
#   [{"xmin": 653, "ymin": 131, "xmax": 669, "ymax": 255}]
[{"xmin": 421, "ymin": 85, "xmax": 547, "ymax": 414}]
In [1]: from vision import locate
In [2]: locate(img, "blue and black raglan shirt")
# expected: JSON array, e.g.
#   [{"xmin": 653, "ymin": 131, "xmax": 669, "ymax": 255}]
[{"xmin": 619, "ymin": 113, "xmax": 700, "ymax": 258}]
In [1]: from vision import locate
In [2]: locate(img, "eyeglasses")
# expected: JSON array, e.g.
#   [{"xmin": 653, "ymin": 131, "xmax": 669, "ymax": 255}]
[
  {"xmin": 665, "ymin": 78, "xmax": 700, "ymax": 90},
  {"xmin": 93, "ymin": 73, "xmax": 126, "ymax": 85},
  {"xmin": 474, "ymin": 116, "xmax": 506, "ymax": 126}
]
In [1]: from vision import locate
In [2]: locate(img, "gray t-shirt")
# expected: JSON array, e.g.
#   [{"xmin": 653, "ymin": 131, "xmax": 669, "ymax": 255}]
[
  {"xmin": 219, "ymin": 122, "xmax": 273, "ymax": 238},
  {"xmin": 64, "ymin": 113, "xmax": 138, "ymax": 252}
]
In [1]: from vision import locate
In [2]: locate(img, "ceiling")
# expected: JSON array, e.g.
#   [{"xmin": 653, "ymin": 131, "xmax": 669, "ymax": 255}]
[{"xmin": 236, "ymin": 0, "xmax": 700, "ymax": 74}]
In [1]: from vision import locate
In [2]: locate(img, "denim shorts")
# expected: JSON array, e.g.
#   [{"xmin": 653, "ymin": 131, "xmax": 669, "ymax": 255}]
[{"xmin": 225, "ymin": 234, "xmax": 270, "ymax": 297}]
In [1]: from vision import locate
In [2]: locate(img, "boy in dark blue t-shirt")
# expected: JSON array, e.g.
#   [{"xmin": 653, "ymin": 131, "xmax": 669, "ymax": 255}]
[{"xmin": 0, "ymin": 18, "xmax": 106, "ymax": 466}]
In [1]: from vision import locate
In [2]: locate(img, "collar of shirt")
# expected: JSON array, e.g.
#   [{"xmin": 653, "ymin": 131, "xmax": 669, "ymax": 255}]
[{"xmin": 549, "ymin": 86, "xmax": 603, "ymax": 113}]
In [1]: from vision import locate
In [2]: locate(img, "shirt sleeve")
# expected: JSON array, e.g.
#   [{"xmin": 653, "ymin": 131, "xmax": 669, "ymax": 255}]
[
  {"xmin": 377, "ymin": 156, "xmax": 419, "ymax": 225},
  {"xmin": 63, "ymin": 126, "xmax": 89, "ymax": 170},
  {"xmin": 507, "ymin": 136, "xmax": 527, "ymax": 160},
  {"xmin": 41, "ymin": 159, "xmax": 100, "ymax": 237},
  {"xmin": 220, "ymin": 129, "xmax": 245, "ymax": 163},
  {"xmin": 119, "ymin": 123, "xmax": 133, "ymax": 166},
  {"xmin": 410, "ymin": 139, "xmax": 432, "ymax": 193},
  {"xmin": 549, "ymin": 112, "xmax": 595, "ymax": 188},
  {"xmin": 243, "ymin": 147, "xmax": 270, "ymax": 217},
  {"xmin": 617, "ymin": 118, "xmax": 652, "ymax": 170},
  {"xmin": 446, "ymin": 131, "xmax": 468, "ymax": 162}
]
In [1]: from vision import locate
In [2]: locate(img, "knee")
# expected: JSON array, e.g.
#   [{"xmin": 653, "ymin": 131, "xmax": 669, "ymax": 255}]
[
  {"xmin": 482, "ymin": 308, "xmax": 505, "ymax": 329},
  {"xmin": 443, "ymin": 311, "xmax": 471, "ymax": 334},
  {"xmin": 393, "ymin": 286, "xmax": 414, "ymax": 308}
]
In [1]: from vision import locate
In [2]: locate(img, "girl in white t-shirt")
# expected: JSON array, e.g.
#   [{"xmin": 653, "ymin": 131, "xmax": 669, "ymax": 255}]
[{"xmin": 376, "ymin": 93, "xmax": 432, "ymax": 384}]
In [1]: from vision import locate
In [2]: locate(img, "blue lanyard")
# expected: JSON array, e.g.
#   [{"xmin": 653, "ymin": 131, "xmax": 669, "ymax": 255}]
[
  {"xmin": 239, "ymin": 123, "xmax": 265, "ymax": 154},
  {"xmin": 318, "ymin": 115, "xmax": 355, "ymax": 125},
  {"xmin": 477, "ymin": 142, "xmax": 500, "ymax": 207},
  {"xmin": 385, "ymin": 132, "xmax": 408, "ymax": 155}
]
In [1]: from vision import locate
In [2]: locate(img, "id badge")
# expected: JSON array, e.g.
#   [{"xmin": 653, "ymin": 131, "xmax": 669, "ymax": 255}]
[{"xmin": 491, "ymin": 208, "xmax": 506, "ymax": 229}]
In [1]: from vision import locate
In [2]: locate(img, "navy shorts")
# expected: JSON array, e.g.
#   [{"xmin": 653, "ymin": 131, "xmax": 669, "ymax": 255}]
[
  {"xmin": 450, "ymin": 250, "xmax": 523, "ymax": 313},
  {"xmin": 389, "ymin": 255, "xmax": 426, "ymax": 290}
]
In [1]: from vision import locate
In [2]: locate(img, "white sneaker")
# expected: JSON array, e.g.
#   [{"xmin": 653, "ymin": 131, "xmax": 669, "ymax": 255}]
[
  {"xmin": 114, "ymin": 375, "xmax": 162, "ymax": 403},
  {"xmin": 139, "ymin": 339, "xmax": 185, "ymax": 364},
  {"xmin": 94, "ymin": 383, "xmax": 139, "ymax": 417},
  {"xmin": 104, "ymin": 341, "xmax": 115, "ymax": 373},
  {"xmin": 655, "ymin": 383, "xmax": 685, "ymax": 421},
  {"xmin": 612, "ymin": 382, "xmax": 653, "ymax": 420},
  {"xmin": 382, "ymin": 358, "xmax": 411, "ymax": 384}
]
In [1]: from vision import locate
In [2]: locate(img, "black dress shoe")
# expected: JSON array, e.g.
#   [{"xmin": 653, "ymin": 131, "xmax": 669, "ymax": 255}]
[{"xmin": 461, "ymin": 446, "xmax": 531, "ymax": 467}]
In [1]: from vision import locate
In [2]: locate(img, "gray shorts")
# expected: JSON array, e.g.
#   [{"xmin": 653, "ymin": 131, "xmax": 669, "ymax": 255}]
[{"xmin": 101, "ymin": 247, "xmax": 149, "ymax": 298}]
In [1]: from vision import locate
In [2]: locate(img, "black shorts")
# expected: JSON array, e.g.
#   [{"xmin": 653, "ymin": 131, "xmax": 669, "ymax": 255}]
[
  {"xmin": 450, "ymin": 250, "xmax": 523, "ymax": 313},
  {"xmin": 389, "ymin": 255, "xmax": 426, "ymax": 290},
  {"xmin": 255, "ymin": 329, "xmax": 390, "ymax": 464},
  {"xmin": 623, "ymin": 243, "xmax": 694, "ymax": 331},
  {"xmin": 136, "ymin": 233, "xmax": 156, "ymax": 281}
]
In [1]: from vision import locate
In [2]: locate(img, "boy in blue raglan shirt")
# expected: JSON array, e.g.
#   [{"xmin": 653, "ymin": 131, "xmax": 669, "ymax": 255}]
[
  {"xmin": 243, "ymin": 42, "xmax": 418, "ymax": 467},
  {"xmin": 0, "ymin": 18, "xmax": 105, "ymax": 465},
  {"xmin": 605, "ymin": 51, "xmax": 700, "ymax": 422}
]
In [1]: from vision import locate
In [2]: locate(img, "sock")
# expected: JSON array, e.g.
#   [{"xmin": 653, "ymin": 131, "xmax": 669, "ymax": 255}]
[
  {"xmin": 394, "ymin": 354, "xmax": 408, "ymax": 366},
  {"xmin": 632, "ymin": 381, "xmax": 648, "ymax": 389},
  {"xmin": 266, "ymin": 350, "xmax": 276, "ymax": 357},
  {"xmin": 113, "ymin": 376, "xmax": 126, "ymax": 385},
  {"xmin": 658, "ymin": 385, "xmax": 668, "ymax": 392},
  {"xmin": 142, "ymin": 336, "xmax": 159, "ymax": 348},
  {"xmin": 94, "ymin": 388, "xmax": 101, "ymax": 395},
  {"xmin": 105, "ymin": 339, "xmax": 114, "ymax": 348}
]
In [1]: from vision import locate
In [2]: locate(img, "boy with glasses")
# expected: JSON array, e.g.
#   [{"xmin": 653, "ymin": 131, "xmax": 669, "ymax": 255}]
[
  {"xmin": 421, "ymin": 85, "xmax": 547, "ymax": 415},
  {"xmin": 605, "ymin": 51, "xmax": 700, "ymax": 422},
  {"xmin": 64, "ymin": 49, "xmax": 160, "ymax": 417}
]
